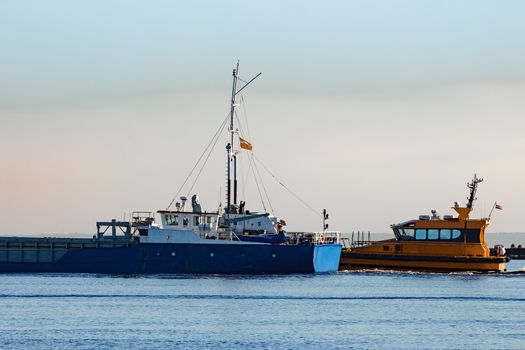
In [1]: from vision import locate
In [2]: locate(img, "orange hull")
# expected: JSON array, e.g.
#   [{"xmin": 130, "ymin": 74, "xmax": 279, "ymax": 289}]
[{"xmin": 340, "ymin": 253, "xmax": 507, "ymax": 272}]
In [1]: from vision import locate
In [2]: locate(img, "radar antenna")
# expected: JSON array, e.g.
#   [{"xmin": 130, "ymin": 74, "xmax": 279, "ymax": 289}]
[{"xmin": 466, "ymin": 174, "xmax": 483, "ymax": 209}]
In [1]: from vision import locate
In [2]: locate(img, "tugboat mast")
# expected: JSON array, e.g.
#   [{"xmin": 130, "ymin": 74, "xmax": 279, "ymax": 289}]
[
  {"xmin": 225, "ymin": 61, "xmax": 261, "ymax": 213},
  {"xmin": 466, "ymin": 174, "xmax": 484, "ymax": 209}
]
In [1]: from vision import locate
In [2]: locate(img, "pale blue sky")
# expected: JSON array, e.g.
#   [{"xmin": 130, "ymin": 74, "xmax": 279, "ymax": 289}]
[
  {"xmin": 1, "ymin": 1, "xmax": 524, "ymax": 235},
  {"xmin": 2, "ymin": 0, "xmax": 525, "ymax": 105}
]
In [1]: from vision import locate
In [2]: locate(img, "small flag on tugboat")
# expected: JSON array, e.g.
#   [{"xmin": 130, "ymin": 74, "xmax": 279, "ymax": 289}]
[
  {"xmin": 488, "ymin": 201, "xmax": 503, "ymax": 219},
  {"xmin": 239, "ymin": 137, "xmax": 253, "ymax": 151}
]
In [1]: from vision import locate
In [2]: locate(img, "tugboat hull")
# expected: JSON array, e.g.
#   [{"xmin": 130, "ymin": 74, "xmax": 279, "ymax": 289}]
[{"xmin": 340, "ymin": 251, "xmax": 508, "ymax": 273}]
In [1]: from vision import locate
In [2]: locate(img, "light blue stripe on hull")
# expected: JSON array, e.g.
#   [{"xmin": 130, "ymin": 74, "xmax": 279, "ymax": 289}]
[{"xmin": 313, "ymin": 244, "xmax": 342, "ymax": 272}]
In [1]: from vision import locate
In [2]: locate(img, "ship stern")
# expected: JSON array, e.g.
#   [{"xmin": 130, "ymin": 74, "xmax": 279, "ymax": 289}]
[{"xmin": 313, "ymin": 244, "xmax": 341, "ymax": 273}]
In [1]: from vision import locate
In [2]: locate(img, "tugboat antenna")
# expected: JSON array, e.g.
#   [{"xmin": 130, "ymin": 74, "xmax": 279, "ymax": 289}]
[{"xmin": 466, "ymin": 173, "xmax": 484, "ymax": 209}]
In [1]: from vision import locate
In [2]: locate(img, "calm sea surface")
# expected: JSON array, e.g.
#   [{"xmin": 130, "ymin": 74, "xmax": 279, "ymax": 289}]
[{"xmin": 1, "ymin": 261, "xmax": 524, "ymax": 350}]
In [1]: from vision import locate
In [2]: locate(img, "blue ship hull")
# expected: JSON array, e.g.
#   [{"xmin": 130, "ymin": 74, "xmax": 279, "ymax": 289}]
[{"xmin": 0, "ymin": 242, "xmax": 341, "ymax": 274}]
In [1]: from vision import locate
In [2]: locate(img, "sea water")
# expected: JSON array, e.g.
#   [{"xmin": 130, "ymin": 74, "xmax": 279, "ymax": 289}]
[{"xmin": 1, "ymin": 260, "xmax": 524, "ymax": 350}]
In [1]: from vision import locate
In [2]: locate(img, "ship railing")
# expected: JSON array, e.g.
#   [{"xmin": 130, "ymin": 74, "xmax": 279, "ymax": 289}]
[
  {"xmin": 129, "ymin": 211, "xmax": 156, "ymax": 238},
  {"xmin": 340, "ymin": 231, "xmax": 374, "ymax": 248},
  {"xmin": 131, "ymin": 211, "xmax": 155, "ymax": 226},
  {"xmin": 347, "ymin": 231, "xmax": 373, "ymax": 248},
  {"xmin": 317, "ymin": 231, "xmax": 341, "ymax": 244},
  {"xmin": 287, "ymin": 231, "xmax": 341, "ymax": 245},
  {"xmin": 96, "ymin": 219, "xmax": 138, "ymax": 240}
]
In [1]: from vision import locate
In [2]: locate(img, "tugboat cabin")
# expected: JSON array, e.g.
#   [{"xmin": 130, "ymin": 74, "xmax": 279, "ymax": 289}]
[{"xmin": 339, "ymin": 174, "xmax": 508, "ymax": 272}]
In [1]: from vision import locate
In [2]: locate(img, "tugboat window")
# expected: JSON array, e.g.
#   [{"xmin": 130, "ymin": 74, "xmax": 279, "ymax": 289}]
[
  {"xmin": 194, "ymin": 216, "xmax": 199, "ymax": 226},
  {"xmin": 428, "ymin": 229, "xmax": 439, "ymax": 240},
  {"xmin": 440, "ymin": 229, "xmax": 451, "ymax": 240},
  {"xmin": 452, "ymin": 229, "xmax": 461, "ymax": 239},
  {"xmin": 415, "ymin": 229, "xmax": 426, "ymax": 240},
  {"xmin": 183, "ymin": 217, "xmax": 188, "ymax": 226},
  {"xmin": 400, "ymin": 229, "xmax": 415, "ymax": 240}
]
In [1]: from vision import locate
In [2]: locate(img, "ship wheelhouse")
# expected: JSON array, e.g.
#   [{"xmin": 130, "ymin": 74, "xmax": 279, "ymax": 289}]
[
  {"xmin": 154, "ymin": 210, "xmax": 221, "ymax": 241},
  {"xmin": 158, "ymin": 210, "xmax": 220, "ymax": 231},
  {"xmin": 392, "ymin": 220, "xmax": 483, "ymax": 243}
]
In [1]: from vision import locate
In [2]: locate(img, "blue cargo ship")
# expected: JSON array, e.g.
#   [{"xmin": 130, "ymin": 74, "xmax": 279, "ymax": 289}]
[
  {"xmin": 0, "ymin": 223, "xmax": 341, "ymax": 274},
  {"xmin": 0, "ymin": 205, "xmax": 341, "ymax": 274},
  {"xmin": 0, "ymin": 63, "xmax": 341, "ymax": 274}
]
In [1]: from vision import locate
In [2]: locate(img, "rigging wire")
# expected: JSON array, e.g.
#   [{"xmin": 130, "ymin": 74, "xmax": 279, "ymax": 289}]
[
  {"xmin": 237, "ymin": 139, "xmax": 244, "ymax": 199},
  {"xmin": 234, "ymin": 110, "xmax": 272, "ymax": 212},
  {"xmin": 185, "ymin": 117, "xmax": 228, "ymax": 198},
  {"xmin": 248, "ymin": 153, "xmax": 267, "ymax": 212},
  {"xmin": 233, "ymin": 110, "xmax": 251, "ymax": 198},
  {"xmin": 252, "ymin": 154, "xmax": 322, "ymax": 218},
  {"xmin": 251, "ymin": 153, "xmax": 274, "ymax": 213},
  {"xmin": 235, "ymin": 96, "xmax": 316, "ymax": 217},
  {"xmin": 241, "ymin": 154, "xmax": 254, "ymax": 198},
  {"xmin": 240, "ymin": 95, "xmax": 252, "ymax": 140},
  {"xmin": 234, "ymin": 111, "xmax": 247, "ymax": 139},
  {"xmin": 166, "ymin": 113, "xmax": 229, "ymax": 210}
]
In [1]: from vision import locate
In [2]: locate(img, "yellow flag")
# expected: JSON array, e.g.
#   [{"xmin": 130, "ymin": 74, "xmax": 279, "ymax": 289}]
[{"xmin": 239, "ymin": 137, "xmax": 253, "ymax": 151}]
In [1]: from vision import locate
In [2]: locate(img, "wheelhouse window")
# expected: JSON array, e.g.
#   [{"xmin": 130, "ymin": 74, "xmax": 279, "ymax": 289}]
[
  {"xmin": 165, "ymin": 215, "xmax": 179, "ymax": 226},
  {"xmin": 400, "ymin": 229, "xmax": 415, "ymax": 240},
  {"xmin": 410, "ymin": 228, "xmax": 461, "ymax": 240},
  {"xmin": 183, "ymin": 217, "xmax": 188, "ymax": 226},
  {"xmin": 427, "ymin": 229, "xmax": 439, "ymax": 240},
  {"xmin": 440, "ymin": 229, "xmax": 451, "ymax": 240},
  {"xmin": 194, "ymin": 216, "xmax": 200, "ymax": 226},
  {"xmin": 415, "ymin": 229, "xmax": 426, "ymax": 240}
]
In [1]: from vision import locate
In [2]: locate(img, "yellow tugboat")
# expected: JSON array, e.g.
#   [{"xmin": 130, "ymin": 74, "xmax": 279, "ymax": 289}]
[{"xmin": 340, "ymin": 174, "xmax": 509, "ymax": 272}]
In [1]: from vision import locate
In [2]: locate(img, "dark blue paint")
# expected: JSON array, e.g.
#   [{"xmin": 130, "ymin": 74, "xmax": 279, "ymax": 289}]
[{"xmin": 0, "ymin": 243, "xmax": 341, "ymax": 274}]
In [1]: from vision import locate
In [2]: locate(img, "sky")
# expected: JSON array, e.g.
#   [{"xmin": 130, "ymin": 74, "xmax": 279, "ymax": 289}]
[{"xmin": 1, "ymin": 0, "xmax": 524, "ymax": 236}]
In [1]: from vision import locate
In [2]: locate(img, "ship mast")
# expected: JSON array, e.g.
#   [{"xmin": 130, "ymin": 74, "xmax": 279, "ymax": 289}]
[
  {"xmin": 226, "ymin": 61, "xmax": 239, "ymax": 213},
  {"xmin": 466, "ymin": 174, "xmax": 483, "ymax": 209},
  {"xmin": 225, "ymin": 62, "xmax": 261, "ymax": 213}
]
